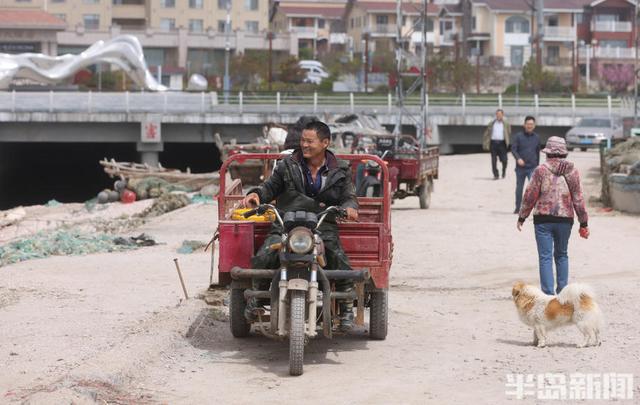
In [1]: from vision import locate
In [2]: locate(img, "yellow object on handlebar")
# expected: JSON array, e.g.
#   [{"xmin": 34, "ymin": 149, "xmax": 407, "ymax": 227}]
[{"xmin": 231, "ymin": 208, "xmax": 276, "ymax": 222}]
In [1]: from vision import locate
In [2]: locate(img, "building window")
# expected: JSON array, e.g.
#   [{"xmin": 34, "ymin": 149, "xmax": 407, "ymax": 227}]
[
  {"xmin": 83, "ymin": 0, "xmax": 99, "ymax": 4},
  {"xmin": 505, "ymin": 16, "xmax": 529, "ymax": 33},
  {"xmin": 318, "ymin": 18, "xmax": 325, "ymax": 29},
  {"xmin": 427, "ymin": 18, "xmax": 434, "ymax": 32},
  {"xmin": 245, "ymin": 0, "xmax": 258, "ymax": 11},
  {"xmin": 600, "ymin": 40, "xmax": 627, "ymax": 48},
  {"xmin": 595, "ymin": 14, "xmax": 619, "ymax": 22},
  {"xmin": 350, "ymin": 18, "xmax": 354, "ymax": 29},
  {"xmin": 218, "ymin": 0, "xmax": 230, "ymax": 9},
  {"xmin": 575, "ymin": 13, "xmax": 584, "ymax": 25},
  {"xmin": 376, "ymin": 15, "xmax": 388, "ymax": 26},
  {"xmin": 218, "ymin": 20, "xmax": 229, "ymax": 32},
  {"xmin": 15, "ymin": 0, "xmax": 31, "ymax": 2},
  {"xmin": 83, "ymin": 14, "xmax": 100, "ymax": 29},
  {"xmin": 160, "ymin": 0, "xmax": 175, "ymax": 8},
  {"xmin": 546, "ymin": 45, "xmax": 559, "ymax": 65},
  {"xmin": 54, "ymin": 13, "xmax": 66, "ymax": 21},
  {"xmin": 160, "ymin": 18, "xmax": 176, "ymax": 31},
  {"xmin": 189, "ymin": 0, "xmax": 203, "ymax": 8},
  {"xmin": 510, "ymin": 45, "xmax": 524, "ymax": 66},
  {"xmin": 547, "ymin": 15, "xmax": 558, "ymax": 27},
  {"xmin": 472, "ymin": 16, "xmax": 476, "ymax": 31},
  {"xmin": 189, "ymin": 19, "xmax": 203, "ymax": 33},
  {"xmin": 51, "ymin": 0, "xmax": 65, "ymax": 3},
  {"xmin": 245, "ymin": 20, "xmax": 259, "ymax": 33}
]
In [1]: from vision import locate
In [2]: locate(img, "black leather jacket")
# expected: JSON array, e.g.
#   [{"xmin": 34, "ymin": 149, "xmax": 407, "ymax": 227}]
[{"xmin": 248, "ymin": 150, "xmax": 358, "ymax": 228}]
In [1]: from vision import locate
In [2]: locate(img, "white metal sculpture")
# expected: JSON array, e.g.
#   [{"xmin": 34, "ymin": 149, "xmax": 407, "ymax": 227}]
[{"xmin": 0, "ymin": 35, "xmax": 167, "ymax": 91}]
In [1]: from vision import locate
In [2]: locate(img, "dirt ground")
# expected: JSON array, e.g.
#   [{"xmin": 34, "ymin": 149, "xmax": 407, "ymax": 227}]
[{"xmin": 1, "ymin": 152, "xmax": 639, "ymax": 404}]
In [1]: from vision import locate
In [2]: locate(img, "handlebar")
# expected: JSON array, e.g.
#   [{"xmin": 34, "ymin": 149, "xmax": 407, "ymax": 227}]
[
  {"xmin": 243, "ymin": 204, "xmax": 285, "ymax": 227},
  {"xmin": 243, "ymin": 204, "xmax": 347, "ymax": 229},
  {"xmin": 316, "ymin": 206, "xmax": 347, "ymax": 229}
]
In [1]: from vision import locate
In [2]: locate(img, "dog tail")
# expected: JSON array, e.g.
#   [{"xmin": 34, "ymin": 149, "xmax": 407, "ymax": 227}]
[
  {"xmin": 558, "ymin": 283, "xmax": 594, "ymax": 305},
  {"xmin": 558, "ymin": 283, "xmax": 604, "ymax": 330}
]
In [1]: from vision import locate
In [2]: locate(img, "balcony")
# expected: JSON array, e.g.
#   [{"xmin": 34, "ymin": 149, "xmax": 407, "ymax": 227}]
[
  {"xmin": 368, "ymin": 24, "xmax": 397, "ymax": 37},
  {"xmin": 410, "ymin": 31, "xmax": 435, "ymax": 44},
  {"xmin": 439, "ymin": 31, "xmax": 457, "ymax": 45},
  {"xmin": 112, "ymin": 3, "xmax": 146, "ymax": 19},
  {"xmin": 544, "ymin": 26, "xmax": 575, "ymax": 41},
  {"xmin": 578, "ymin": 46, "xmax": 636, "ymax": 59},
  {"xmin": 289, "ymin": 25, "xmax": 317, "ymax": 39},
  {"xmin": 591, "ymin": 20, "xmax": 632, "ymax": 32},
  {"xmin": 329, "ymin": 33, "xmax": 348, "ymax": 44}
]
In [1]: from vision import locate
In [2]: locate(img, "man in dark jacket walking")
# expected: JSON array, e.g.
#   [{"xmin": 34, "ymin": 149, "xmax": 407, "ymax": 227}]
[
  {"xmin": 511, "ymin": 116, "xmax": 541, "ymax": 213},
  {"xmin": 243, "ymin": 120, "xmax": 359, "ymax": 328}
]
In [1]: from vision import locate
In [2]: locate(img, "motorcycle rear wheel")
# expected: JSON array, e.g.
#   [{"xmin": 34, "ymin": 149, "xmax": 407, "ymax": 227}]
[
  {"xmin": 369, "ymin": 289, "xmax": 388, "ymax": 340},
  {"xmin": 230, "ymin": 289, "xmax": 251, "ymax": 338},
  {"xmin": 419, "ymin": 178, "xmax": 432, "ymax": 209},
  {"xmin": 289, "ymin": 290, "xmax": 306, "ymax": 376}
]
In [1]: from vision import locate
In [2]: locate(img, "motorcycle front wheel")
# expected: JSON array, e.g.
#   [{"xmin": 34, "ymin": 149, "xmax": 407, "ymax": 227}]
[{"xmin": 289, "ymin": 290, "xmax": 306, "ymax": 376}]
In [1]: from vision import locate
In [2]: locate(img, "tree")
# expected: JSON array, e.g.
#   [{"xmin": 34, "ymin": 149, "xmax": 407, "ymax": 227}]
[
  {"xmin": 521, "ymin": 58, "xmax": 562, "ymax": 93},
  {"xmin": 450, "ymin": 59, "xmax": 475, "ymax": 93},
  {"xmin": 278, "ymin": 56, "xmax": 306, "ymax": 84},
  {"xmin": 229, "ymin": 51, "xmax": 269, "ymax": 90},
  {"xmin": 599, "ymin": 64, "xmax": 633, "ymax": 95},
  {"xmin": 371, "ymin": 48, "xmax": 396, "ymax": 74}
]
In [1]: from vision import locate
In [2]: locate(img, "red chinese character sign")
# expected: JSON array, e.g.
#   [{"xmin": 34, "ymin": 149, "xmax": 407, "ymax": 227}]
[{"xmin": 141, "ymin": 116, "xmax": 161, "ymax": 143}]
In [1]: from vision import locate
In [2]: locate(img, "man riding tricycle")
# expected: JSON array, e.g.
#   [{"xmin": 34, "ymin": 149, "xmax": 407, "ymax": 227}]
[{"xmin": 215, "ymin": 121, "xmax": 393, "ymax": 376}]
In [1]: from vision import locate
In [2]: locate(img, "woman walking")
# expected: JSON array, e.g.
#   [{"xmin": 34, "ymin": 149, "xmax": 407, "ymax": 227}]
[{"xmin": 516, "ymin": 136, "xmax": 590, "ymax": 295}]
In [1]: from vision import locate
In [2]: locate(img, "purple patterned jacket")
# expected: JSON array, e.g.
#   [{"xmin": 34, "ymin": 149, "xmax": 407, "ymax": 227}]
[{"xmin": 518, "ymin": 158, "xmax": 589, "ymax": 228}]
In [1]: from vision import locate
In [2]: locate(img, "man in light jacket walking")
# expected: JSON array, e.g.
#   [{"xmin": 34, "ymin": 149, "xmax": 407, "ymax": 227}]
[{"xmin": 483, "ymin": 109, "xmax": 511, "ymax": 179}]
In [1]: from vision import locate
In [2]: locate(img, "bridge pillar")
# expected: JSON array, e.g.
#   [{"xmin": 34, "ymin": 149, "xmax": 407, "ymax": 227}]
[{"xmin": 137, "ymin": 142, "xmax": 163, "ymax": 167}]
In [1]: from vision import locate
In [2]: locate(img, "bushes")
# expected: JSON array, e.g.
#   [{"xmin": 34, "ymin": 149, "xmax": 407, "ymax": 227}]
[{"xmin": 521, "ymin": 58, "xmax": 564, "ymax": 93}]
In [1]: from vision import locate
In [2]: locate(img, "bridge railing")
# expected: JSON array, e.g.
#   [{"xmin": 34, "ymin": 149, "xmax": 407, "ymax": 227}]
[{"xmin": 0, "ymin": 91, "xmax": 624, "ymax": 116}]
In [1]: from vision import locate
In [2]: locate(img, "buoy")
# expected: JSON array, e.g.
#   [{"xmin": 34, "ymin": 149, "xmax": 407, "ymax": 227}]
[
  {"xmin": 97, "ymin": 191, "xmax": 110, "ymax": 204},
  {"xmin": 121, "ymin": 189, "xmax": 137, "ymax": 204}
]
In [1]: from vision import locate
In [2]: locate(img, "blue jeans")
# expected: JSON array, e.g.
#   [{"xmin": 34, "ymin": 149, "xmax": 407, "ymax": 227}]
[
  {"xmin": 515, "ymin": 167, "xmax": 535, "ymax": 211},
  {"xmin": 534, "ymin": 222, "xmax": 572, "ymax": 295}
]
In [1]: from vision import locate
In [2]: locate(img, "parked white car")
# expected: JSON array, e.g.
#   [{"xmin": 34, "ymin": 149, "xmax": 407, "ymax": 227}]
[
  {"xmin": 299, "ymin": 61, "xmax": 329, "ymax": 85},
  {"xmin": 565, "ymin": 117, "xmax": 624, "ymax": 151}
]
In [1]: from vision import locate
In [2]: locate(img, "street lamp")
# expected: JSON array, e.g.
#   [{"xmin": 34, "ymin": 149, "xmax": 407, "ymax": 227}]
[
  {"xmin": 363, "ymin": 31, "xmax": 370, "ymax": 93},
  {"xmin": 223, "ymin": 0, "xmax": 231, "ymax": 104},
  {"xmin": 266, "ymin": 31, "xmax": 275, "ymax": 91}
]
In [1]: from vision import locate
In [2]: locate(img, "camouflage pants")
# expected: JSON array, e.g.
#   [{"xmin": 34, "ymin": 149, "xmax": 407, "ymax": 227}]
[{"xmin": 251, "ymin": 231, "xmax": 354, "ymax": 293}]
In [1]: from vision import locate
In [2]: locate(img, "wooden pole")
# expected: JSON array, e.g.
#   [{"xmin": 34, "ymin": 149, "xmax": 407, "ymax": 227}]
[{"xmin": 173, "ymin": 258, "xmax": 189, "ymax": 300}]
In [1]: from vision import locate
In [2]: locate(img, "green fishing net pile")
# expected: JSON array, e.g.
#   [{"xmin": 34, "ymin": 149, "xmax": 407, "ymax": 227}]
[{"xmin": 0, "ymin": 230, "xmax": 137, "ymax": 267}]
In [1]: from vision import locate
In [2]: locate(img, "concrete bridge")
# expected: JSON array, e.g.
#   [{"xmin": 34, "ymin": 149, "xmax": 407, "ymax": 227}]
[{"xmin": 0, "ymin": 91, "xmax": 629, "ymax": 160}]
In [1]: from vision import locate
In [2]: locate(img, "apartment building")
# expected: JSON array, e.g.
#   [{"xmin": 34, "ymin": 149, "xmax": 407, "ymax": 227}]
[
  {"xmin": 344, "ymin": 0, "xmax": 442, "ymax": 54},
  {"xmin": 577, "ymin": 0, "xmax": 637, "ymax": 70},
  {"xmin": 0, "ymin": 8, "xmax": 65, "ymax": 55},
  {"xmin": 0, "ymin": 0, "xmax": 295, "ymax": 79},
  {"xmin": 271, "ymin": 0, "xmax": 347, "ymax": 57},
  {"xmin": 472, "ymin": 0, "xmax": 587, "ymax": 69}
]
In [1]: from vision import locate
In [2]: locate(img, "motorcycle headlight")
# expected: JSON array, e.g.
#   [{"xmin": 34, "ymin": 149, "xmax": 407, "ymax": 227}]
[{"xmin": 288, "ymin": 227, "xmax": 314, "ymax": 254}]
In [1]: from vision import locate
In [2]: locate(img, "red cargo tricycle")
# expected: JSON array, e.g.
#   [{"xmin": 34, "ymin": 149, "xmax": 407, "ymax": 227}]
[
  {"xmin": 349, "ymin": 133, "xmax": 439, "ymax": 209},
  {"xmin": 215, "ymin": 153, "xmax": 393, "ymax": 376}
]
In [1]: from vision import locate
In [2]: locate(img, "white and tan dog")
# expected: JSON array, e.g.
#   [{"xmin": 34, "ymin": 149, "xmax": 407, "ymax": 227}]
[{"xmin": 511, "ymin": 282, "xmax": 604, "ymax": 348}]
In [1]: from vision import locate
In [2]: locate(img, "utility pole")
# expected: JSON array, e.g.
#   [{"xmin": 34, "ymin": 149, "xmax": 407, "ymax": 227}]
[
  {"xmin": 393, "ymin": 0, "xmax": 404, "ymax": 135},
  {"xmin": 267, "ymin": 31, "xmax": 274, "ymax": 91},
  {"xmin": 223, "ymin": 0, "xmax": 231, "ymax": 104},
  {"xmin": 535, "ymin": 0, "xmax": 544, "ymax": 65},
  {"xmin": 476, "ymin": 52, "xmax": 480, "ymax": 94},
  {"xmin": 634, "ymin": 0, "xmax": 639, "ymax": 127},
  {"xmin": 572, "ymin": 41, "xmax": 578, "ymax": 93},
  {"xmin": 419, "ymin": 0, "xmax": 428, "ymax": 145},
  {"xmin": 364, "ymin": 32, "xmax": 369, "ymax": 93}
]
